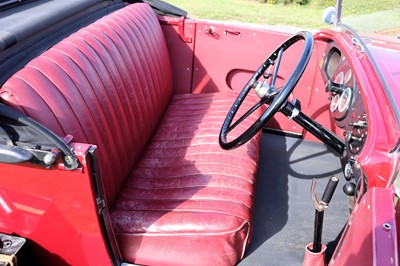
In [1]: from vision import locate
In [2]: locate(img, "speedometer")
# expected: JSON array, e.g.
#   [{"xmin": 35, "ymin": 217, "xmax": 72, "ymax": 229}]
[{"xmin": 338, "ymin": 87, "xmax": 353, "ymax": 113}]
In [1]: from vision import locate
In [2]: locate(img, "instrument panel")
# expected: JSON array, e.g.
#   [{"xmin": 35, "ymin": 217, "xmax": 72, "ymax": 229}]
[{"xmin": 321, "ymin": 43, "xmax": 369, "ymax": 181}]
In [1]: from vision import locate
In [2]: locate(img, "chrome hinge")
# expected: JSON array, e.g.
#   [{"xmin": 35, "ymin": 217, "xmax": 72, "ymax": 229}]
[{"xmin": 351, "ymin": 37, "xmax": 364, "ymax": 53}]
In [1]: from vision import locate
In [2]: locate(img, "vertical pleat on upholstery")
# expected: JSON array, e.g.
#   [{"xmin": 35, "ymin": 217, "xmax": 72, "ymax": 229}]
[{"xmin": 0, "ymin": 4, "xmax": 173, "ymax": 205}]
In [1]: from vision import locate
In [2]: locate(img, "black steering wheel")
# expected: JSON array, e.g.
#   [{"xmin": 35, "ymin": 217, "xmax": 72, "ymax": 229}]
[{"xmin": 219, "ymin": 31, "xmax": 314, "ymax": 150}]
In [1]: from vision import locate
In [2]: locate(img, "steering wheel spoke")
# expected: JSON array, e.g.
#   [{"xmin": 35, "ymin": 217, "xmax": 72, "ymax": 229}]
[
  {"xmin": 270, "ymin": 47, "xmax": 284, "ymax": 88},
  {"xmin": 225, "ymin": 99, "xmax": 265, "ymax": 135},
  {"xmin": 219, "ymin": 31, "xmax": 314, "ymax": 150}
]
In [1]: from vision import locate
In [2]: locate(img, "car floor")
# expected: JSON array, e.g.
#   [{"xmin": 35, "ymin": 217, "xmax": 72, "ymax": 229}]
[{"xmin": 239, "ymin": 132, "xmax": 350, "ymax": 266}]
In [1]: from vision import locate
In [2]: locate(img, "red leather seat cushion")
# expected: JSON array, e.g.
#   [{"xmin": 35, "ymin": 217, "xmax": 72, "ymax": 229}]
[{"xmin": 111, "ymin": 92, "xmax": 263, "ymax": 265}]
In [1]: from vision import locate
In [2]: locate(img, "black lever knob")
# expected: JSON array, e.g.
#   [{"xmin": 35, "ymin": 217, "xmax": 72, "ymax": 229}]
[
  {"xmin": 343, "ymin": 182, "xmax": 356, "ymax": 196},
  {"xmin": 321, "ymin": 176, "xmax": 339, "ymax": 204}
]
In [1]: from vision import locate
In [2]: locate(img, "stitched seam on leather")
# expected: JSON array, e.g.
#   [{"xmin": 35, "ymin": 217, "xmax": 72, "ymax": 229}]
[
  {"xmin": 118, "ymin": 10, "xmax": 168, "ymax": 120},
  {"xmin": 20, "ymin": 65, "xmax": 90, "ymax": 142},
  {"xmin": 134, "ymin": 161, "xmax": 257, "ymax": 171},
  {"xmin": 113, "ymin": 220, "xmax": 250, "ymax": 236},
  {"xmin": 37, "ymin": 49, "xmax": 129, "ymax": 181},
  {"xmin": 61, "ymin": 33, "xmax": 137, "ymax": 158},
  {"xmin": 11, "ymin": 75, "xmax": 67, "ymax": 138},
  {"xmin": 41, "ymin": 51, "xmax": 125, "ymax": 155}
]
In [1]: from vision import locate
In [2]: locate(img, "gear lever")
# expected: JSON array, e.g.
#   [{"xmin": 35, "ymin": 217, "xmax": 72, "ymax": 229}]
[{"xmin": 303, "ymin": 176, "xmax": 339, "ymax": 266}]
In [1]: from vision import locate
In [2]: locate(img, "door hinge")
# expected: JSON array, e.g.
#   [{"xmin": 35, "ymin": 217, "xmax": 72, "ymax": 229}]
[
  {"xmin": 160, "ymin": 16, "xmax": 193, "ymax": 43},
  {"xmin": 96, "ymin": 197, "xmax": 106, "ymax": 215}
]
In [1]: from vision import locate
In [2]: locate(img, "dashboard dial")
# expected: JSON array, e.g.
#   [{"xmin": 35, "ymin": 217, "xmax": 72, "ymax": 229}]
[
  {"xmin": 334, "ymin": 72, "xmax": 344, "ymax": 85},
  {"xmin": 338, "ymin": 87, "xmax": 353, "ymax": 113},
  {"xmin": 330, "ymin": 95, "xmax": 340, "ymax": 112},
  {"xmin": 344, "ymin": 69, "xmax": 352, "ymax": 84}
]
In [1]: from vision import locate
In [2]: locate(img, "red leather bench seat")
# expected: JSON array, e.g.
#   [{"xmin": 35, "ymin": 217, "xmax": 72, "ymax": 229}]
[
  {"xmin": 0, "ymin": 3, "xmax": 263, "ymax": 265},
  {"xmin": 112, "ymin": 92, "xmax": 262, "ymax": 265}
]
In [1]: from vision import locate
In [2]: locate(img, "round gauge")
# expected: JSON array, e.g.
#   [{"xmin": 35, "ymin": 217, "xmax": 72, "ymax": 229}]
[
  {"xmin": 344, "ymin": 69, "xmax": 352, "ymax": 84},
  {"xmin": 334, "ymin": 72, "xmax": 344, "ymax": 84},
  {"xmin": 325, "ymin": 49, "xmax": 341, "ymax": 79},
  {"xmin": 338, "ymin": 87, "xmax": 353, "ymax": 113},
  {"xmin": 330, "ymin": 95, "xmax": 340, "ymax": 112}
]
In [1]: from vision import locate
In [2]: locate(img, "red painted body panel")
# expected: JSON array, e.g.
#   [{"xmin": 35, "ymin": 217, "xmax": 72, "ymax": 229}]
[
  {"xmin": 329, "ymin": 187, "xmax": 398, "ymax": 266},
  {"xmin": 0, "ymin": 144, "xmax": 111, "ymax": 265},
  {"xmin": 366, "ymin": 35, "xmax": 400, "ymax": 136},
  {"xmin": 160, "ymin": 16, "xmax": 196, "ymax": 94}
]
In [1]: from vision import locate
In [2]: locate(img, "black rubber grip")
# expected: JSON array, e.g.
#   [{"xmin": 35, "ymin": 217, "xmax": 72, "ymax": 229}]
[{"xmin": 321, "ymin": 176, "xmax": 339, "ymax": 204}]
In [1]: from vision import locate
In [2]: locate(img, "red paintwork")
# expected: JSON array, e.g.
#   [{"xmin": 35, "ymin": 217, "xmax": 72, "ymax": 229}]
[
  {"xmin": 366, "ymin": 34, "xmax": 400, "ymax": 117},
  {"xmin": 329, "ymin": 187, "xmax": 398, "ymax": 265},
  {"xmin": 160, "ymin": 16, "xmax": 196, "ymax": 94},
  {"xmin": 0, "ymin": 143, "xmax": 111, "ymax": 265}
]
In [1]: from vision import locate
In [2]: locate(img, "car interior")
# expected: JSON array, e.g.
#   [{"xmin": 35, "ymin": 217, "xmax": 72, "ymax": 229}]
[{"xmin": 0, "ymin": 0, "xmax": 398, "ymax": 265}]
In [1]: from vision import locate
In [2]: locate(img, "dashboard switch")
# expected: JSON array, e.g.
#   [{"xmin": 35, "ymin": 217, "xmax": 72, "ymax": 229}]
[
  {"xmin": 350, "ymin": 120, "xmax": 367, "ymax": 128},
  {"xmin": 344, "ymin": 162, "xmax": 354, "ymax": 181}
]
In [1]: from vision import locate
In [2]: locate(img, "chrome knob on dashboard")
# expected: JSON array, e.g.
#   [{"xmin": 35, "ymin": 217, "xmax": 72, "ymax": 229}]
[
  {"xmin": 344, "ymin": 130, "xmax": 353, "ymax": 143},
  {"xmin": 349, "ymin": 120, "xmax": 367, "ymax": 128}
]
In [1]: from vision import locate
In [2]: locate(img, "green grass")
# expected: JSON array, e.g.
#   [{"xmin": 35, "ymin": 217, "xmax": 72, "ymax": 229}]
[
  {"xmin": 166, "ymin": 0, "xmax": 399, "ymax": 30},
  {"xmin": 342, "ymin": 0, "xmax": 399, "ymax": 15},
  {"xmin": 167, "ymin": 0, "xmax": 326, "ymax": 29}
]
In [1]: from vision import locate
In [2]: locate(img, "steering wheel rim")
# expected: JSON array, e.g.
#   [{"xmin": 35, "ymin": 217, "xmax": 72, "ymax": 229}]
[{"xmin": 219, "ymin": 31, "xmax": 314, "ymax": 150}]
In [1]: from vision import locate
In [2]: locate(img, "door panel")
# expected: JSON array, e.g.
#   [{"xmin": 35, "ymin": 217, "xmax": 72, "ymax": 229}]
[
  {"xmin": 330, "ymin": 187, "xmax": 398, "ymax": 266},
  {"xmin": 191, "ymin": 21, "xmax": 315, "ymax": 135},
  {"xmin": 160, "ymin": 16, "xmax": 196, "ymax": 94},
  {"xmin": 160, "ymin": 17, "xmax": 338, "ymax": 136}
]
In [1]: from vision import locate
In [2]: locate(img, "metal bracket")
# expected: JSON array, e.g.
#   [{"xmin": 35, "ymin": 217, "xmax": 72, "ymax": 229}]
[
  {"xmin": 351, "ymin": 37, "xmax": 364, "ymax": 53},
  {"xmin": 311, "ymin": 179, "xmax": 328, "ymax": 212},
  {"xmin": 96, "ymin": 197, "xmax": 106, "ymax": 215},
  {"xmin": 205, "ymin": 26, "xmax": 221, "ymax": 40},
  {"xmin": 289, "ymin": 107, "xmax": 300, "ymax": 120},
  {"xmin": 160, "ymin": 16, "xmax": 192, "ymax": 43},
  {"xmin": 289, "ymin": 99, "xmax": 301, "ymax": 120}
]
